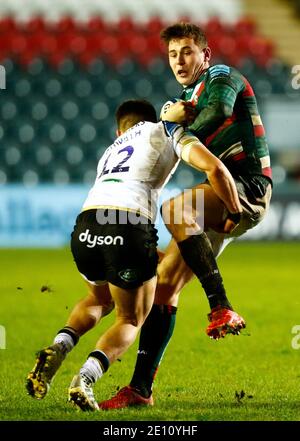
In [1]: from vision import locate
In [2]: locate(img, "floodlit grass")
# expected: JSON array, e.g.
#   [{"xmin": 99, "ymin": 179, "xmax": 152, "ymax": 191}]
[{"xmin": 1, "ymin": 242, "xmax": 300, "ymax": 421}]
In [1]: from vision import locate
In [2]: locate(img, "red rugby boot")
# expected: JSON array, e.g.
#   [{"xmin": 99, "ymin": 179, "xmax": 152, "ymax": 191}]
[
  {"xmin": 99, "ymin": 386, "xmax": 153, "ymax": 410},
  {"xmin": 206, "ymin": 306, "xmax": 246, "ymax": 340}
]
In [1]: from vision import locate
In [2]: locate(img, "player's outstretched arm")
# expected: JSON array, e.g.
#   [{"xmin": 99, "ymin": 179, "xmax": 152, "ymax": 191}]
[{"xmin": 180, "ymin": 140, "xmax": 243, "ymax": 233}]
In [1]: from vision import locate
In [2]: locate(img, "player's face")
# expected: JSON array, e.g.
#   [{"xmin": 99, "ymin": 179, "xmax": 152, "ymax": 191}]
[{"xmin": 168, "ymin": 37, "xmax": 210, "ymax": 86}]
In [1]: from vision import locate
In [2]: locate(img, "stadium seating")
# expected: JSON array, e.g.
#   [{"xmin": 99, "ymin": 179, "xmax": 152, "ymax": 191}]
[
  {"xmin": 0, "ymin": 6, "xmax": 298, "ymax": 186},
  {"xmin": 0, "ymin": 0, "xmax": 243, "ymax": 24}
]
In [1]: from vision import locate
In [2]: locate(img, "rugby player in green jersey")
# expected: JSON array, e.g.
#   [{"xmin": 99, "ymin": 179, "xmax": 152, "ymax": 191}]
[{"xmin": 99, "ymin": 22, "xmax": 272, "ymax": 410}]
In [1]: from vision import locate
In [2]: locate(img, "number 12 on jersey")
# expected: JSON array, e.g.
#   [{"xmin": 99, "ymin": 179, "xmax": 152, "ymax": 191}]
[{"xmin": 98, "ymin": 145, "xmax": 134, "ymax": 179}]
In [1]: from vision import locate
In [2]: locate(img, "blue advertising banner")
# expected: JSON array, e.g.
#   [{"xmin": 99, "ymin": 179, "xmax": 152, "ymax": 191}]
[
  {"xmin": 0, "ymin": 185, "xmax": 181, "ymax": 248},
  {"xmin": 0, "ymin": 185, "xmax": 299, "ymax": 248},
  {"xmin": 0, "ymin": 185, "xmax": 87, "ymax": 247}
]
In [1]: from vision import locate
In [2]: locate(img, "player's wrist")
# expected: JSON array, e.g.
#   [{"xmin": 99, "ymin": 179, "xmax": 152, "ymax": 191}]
[{"xmin": 227, "ymin": 211, "xmax": 242, "ymax": 224}]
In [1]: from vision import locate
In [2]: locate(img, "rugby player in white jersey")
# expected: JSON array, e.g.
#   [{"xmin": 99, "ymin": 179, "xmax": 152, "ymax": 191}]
[{"xmin": 26, "ymin": 99, "xmax": 242, "ymax": 411}]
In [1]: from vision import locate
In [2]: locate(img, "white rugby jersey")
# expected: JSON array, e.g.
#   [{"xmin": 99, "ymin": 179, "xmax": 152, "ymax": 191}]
[{"xmin": 82, "ymin": 120, "xmax": 198, "ymax": 221}]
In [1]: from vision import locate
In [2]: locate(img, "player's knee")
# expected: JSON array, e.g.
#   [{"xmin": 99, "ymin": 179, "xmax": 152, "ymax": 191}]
[
  {"xmin": 157, "ymin": 269, "xmax": 175, "ymax": 289},
  {"xmin": 157, "ymin": 265, "xmax": 180, "ymax": 297},
  {"xmin": 156, "ymin": 257, "xmax": 193, "ymax": 303},
  {"xmin": 154, "ymin": 282, "xmax": 180, "ymax": 305},
  {"xmin": 116, "ymin": 312, "xmax": 143, "ymax": 329}
]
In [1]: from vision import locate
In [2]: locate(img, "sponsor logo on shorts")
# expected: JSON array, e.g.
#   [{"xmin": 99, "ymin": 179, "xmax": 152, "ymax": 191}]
[
  {"xmin": 118, "ymin": 268, "xmax": 138, "ymax": 283},
  {"xmin": 79, "ymin": 229, "xmax": 124, "ymax": 248}
]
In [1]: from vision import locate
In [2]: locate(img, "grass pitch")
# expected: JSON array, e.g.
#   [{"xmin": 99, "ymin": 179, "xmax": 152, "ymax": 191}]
[{"xmin": 0, "ymin": 242, "xmax": 300, "ymax": 422}]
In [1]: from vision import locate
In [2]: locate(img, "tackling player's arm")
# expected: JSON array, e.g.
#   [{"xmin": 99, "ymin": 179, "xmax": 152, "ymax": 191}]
[{"xmin": 178, "ymin": 133, "xmax": 243, "ymax": 233}]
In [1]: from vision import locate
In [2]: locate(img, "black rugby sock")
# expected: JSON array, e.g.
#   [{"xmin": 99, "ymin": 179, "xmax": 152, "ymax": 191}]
[{"xmin": 177, "ymin": 233, "xmax": 232, "ymax": 310}]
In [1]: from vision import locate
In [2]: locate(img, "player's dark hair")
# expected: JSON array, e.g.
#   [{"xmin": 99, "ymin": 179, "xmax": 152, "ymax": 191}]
[
  {"xmin": 116, "ymin": 99, "xmax": 157, "ymax": 132},
  {"xmin": 160, "ymin": 22, "xmax": 207, "ymax": 48}
]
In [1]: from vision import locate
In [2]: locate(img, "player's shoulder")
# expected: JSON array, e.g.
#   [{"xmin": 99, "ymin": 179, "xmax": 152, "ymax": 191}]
[
  {"xmin": 208, "ymin": 64, "xmax": 243, "ymax": 81},
  {"xmin": 160, "ymin": 120, "xmax": 182, "ymax": 138},
  {"xmin": 208, "ymin": 64, "xmax": 231, "ymax": 78},
  {"xmin": 146, "ymin": 120, "xmax": 176, "ymax": 145},
  {"xmin": 144, "ymin": 119, "xmax": 169, "ymax": 139},
  {"xmin": 149, "ymin": 120, "xmax": 186, "ymax": 147}
]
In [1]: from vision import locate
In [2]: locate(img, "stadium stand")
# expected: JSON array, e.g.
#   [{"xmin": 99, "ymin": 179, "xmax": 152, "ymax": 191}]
[{"xmin": 0, "ymin": 0, "xmax": 299, "ymax": 187}]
